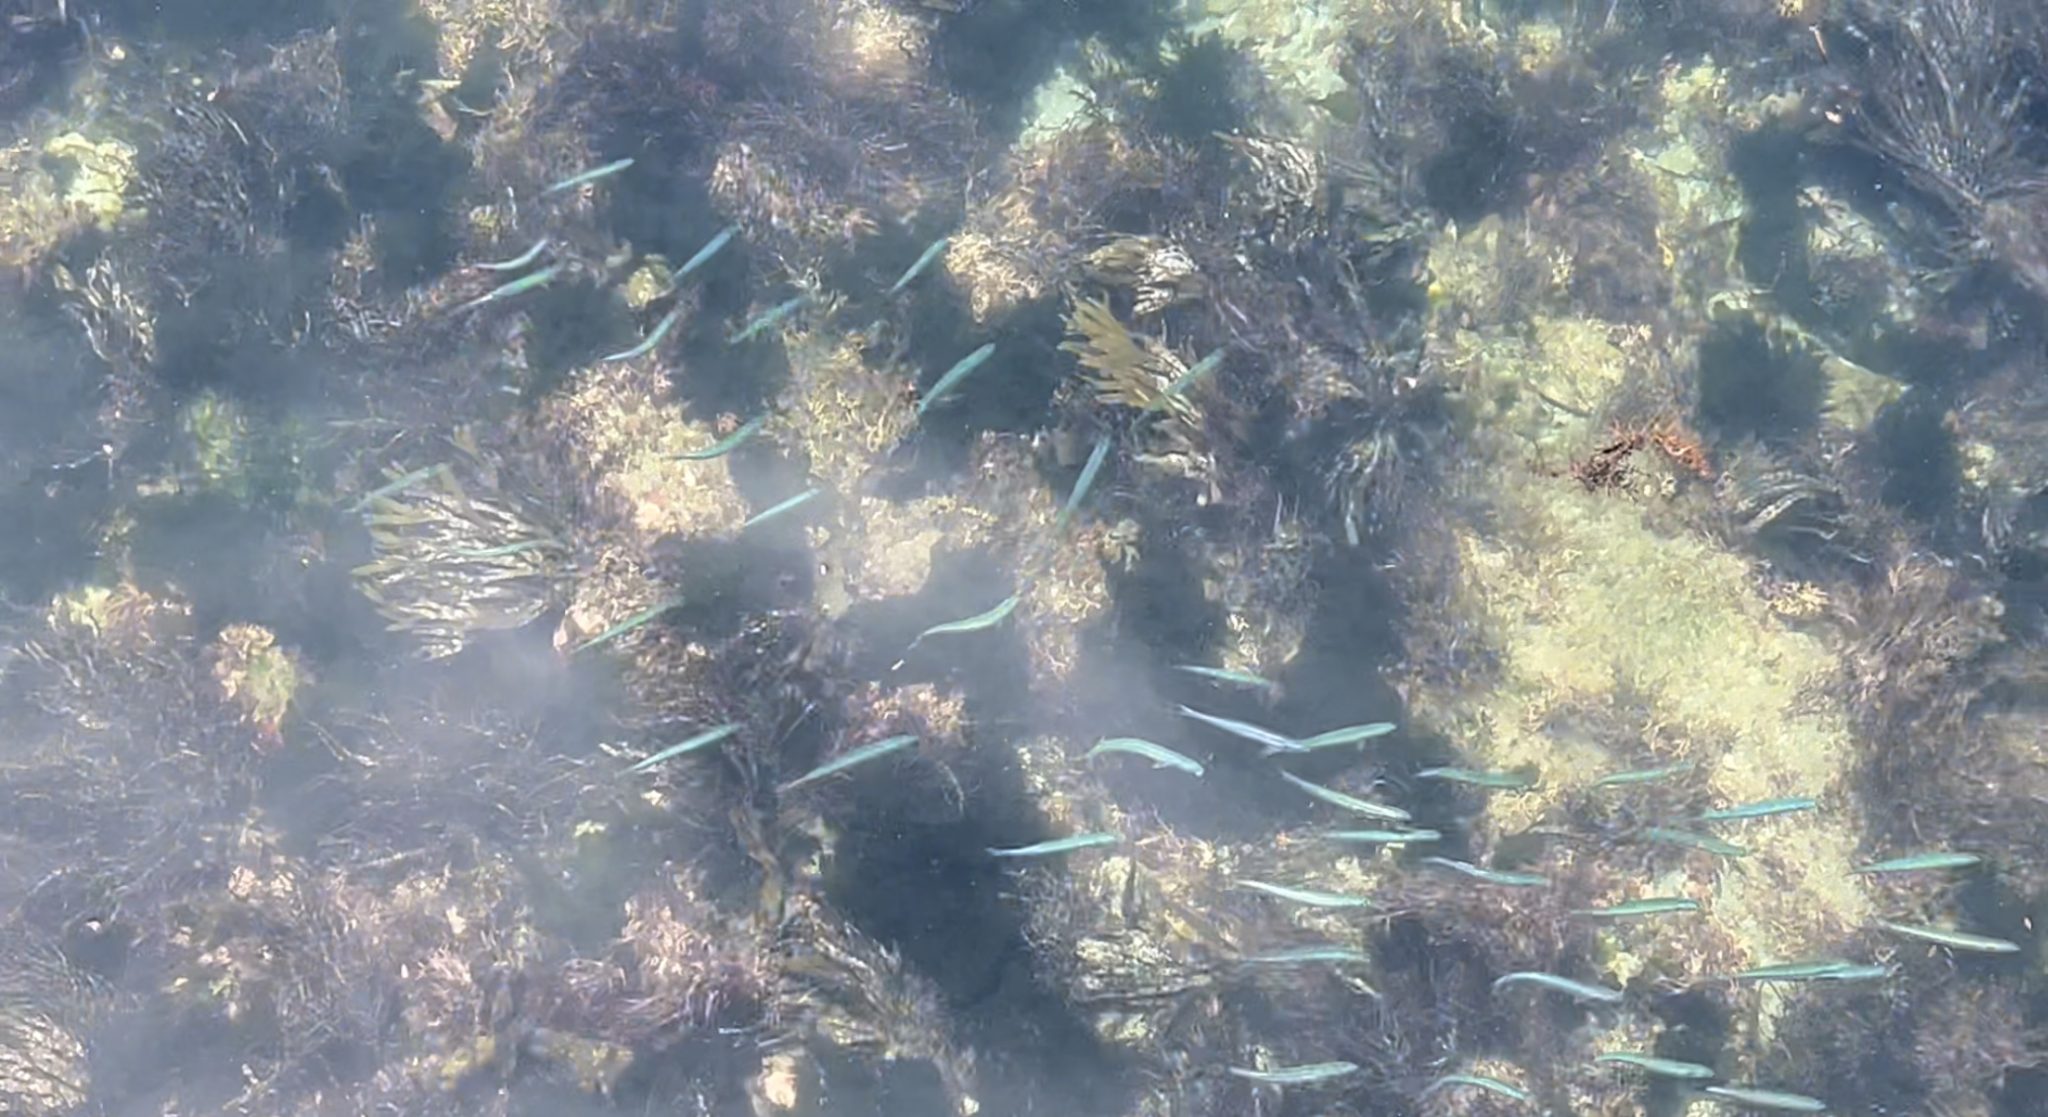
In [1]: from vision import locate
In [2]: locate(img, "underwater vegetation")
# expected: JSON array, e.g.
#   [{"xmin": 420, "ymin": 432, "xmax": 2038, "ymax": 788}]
[{"xmin": 4, "ymin": 0, "xmax": 2048, "ymax": 1116}]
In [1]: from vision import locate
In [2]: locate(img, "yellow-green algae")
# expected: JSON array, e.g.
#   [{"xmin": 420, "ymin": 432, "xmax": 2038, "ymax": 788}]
[
  {"xmin": 42, "ymin": 132, "xmax": 138, "ymax": 230},
  {"xmin": 1411, "ymin": 310, "xmax": 1871, "ymax": 1041},
  {"xmin": 180, "ymin": 390, "xmax": 254, "ymax": 500}
]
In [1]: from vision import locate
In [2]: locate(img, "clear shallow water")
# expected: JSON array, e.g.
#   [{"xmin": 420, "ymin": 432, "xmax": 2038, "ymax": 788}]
[{"xmin": 0, "ymin": 1, "xmax": 2044, "ymax": 1115}]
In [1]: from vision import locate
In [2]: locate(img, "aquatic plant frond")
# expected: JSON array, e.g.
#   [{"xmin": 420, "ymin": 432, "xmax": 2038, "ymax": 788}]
[{"xmin": 1060, "ymin": 297, "xmax": 1196, "ymax": 422}]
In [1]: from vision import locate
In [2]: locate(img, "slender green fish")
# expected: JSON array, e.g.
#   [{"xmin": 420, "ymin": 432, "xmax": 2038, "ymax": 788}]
[
  {"xmin": 543, "ymin": 156, "xmax": 635, "ymax": 195},
  {"xmin": 457, "ymin": 263, "xmax": 564, "ymax": 313},
  {"xmin": 1177, "ymin": 705, "xmax": 1301, "ymax": 754},
  {"xmin": 1294, "ymin": 722, "xmax": 1398, "ymax": 750},
  {"xmin": 780, "ymin": 734, "xmax": 918, "ymax": 792},
  {"xmin": 1492, "ymin": 971, "xmax": 1624, "ymax": 1004},
  {"xmin": 1697, "ymin": 797, "xmax": 1818, "ymax": 823},
  {"xmin": 1227, "ymin": 1061, "xmax": 1358, "ymax": 1086},
  {"xmin": 1053, "ymin": 435, "xmax": 1112, "ymax": 533},
  {"xmin": 1327, "ymin": 828, "xmax": 1441, "ymax": 845},
  {"xmin": 1173, "ymin": 664, "xmax": 1278, "ymax": 692},
  {"xmin": 1877, "ymin": 920, "xmax": 2021, "ymax": 954},
  {"xmin": 351, "ymin": 464, "xmax": 445, "ymax": 513},
  {"xmin": 1240, "ymin": 945, "xmax": 1371, "ymax": 966},
  {"xmin": 1733, "ymin": 959, "xmax": 1869, "ymax": 982},
  {"xmin": 603, "ymin": 304, "xmax": 683, "ymax": 362},
  {"xmin": 1854, "ymin": 851, "xmax": 1982, "ymax": 875},
  {"xmin": 1700, "ymin": 1084, "xmax": 1828, "ymax": 1112},
  {"xmin": 678, "ymin": 414, "xmax": 769, "ymax": 461},
  {"xmin": 988, "ymin": 831, "xmax": 1120, "ymax": 858},
  {"xmin": 677, "ymin": 224, "xmax": 739, "ymax": 279},
  {"xmin": 1417, "ymin": 767, "xmax": 1534, "ymax": 790},
  {"xmin": 1571, "ymin": 897, "xmax": 1701, "ymax": 919},
  {"xmin": 916, "ymin": 342, "xmax": 997, "ymax": 416},
  {"xmin": 1086, "ymin": 737, "xmax": 1204, "ymax": 777},
  {"xmin": 574, "ymin": 595, "xmax": 685, "ymax": 654},
  {"xmin": 1421, "ymin": 1075, "xmax": 1531, "ymax": 1103},
  {"xmin": 1594, "ymin": 1053, "xmax": 1715, "ymax": 1080},
  {"xmin": 743, "ymin": 487, "xmax": 822, "ymax": 530},
  {"xmin": 475, "ymin": 237, "xmax": 550, "ymax": 271},
  {"xmin": 1594, "ymin": 761, "xmax": 1694, "ymax": 788},
  {"xmin": 905, "ymin": 594, "xmax": 1021, "ymax": 654},
  {"xmin": 628, "ymin": 723, "xmax": 742, "ymax": 773},
  {"xmin": 1278, "ymin": 771, "xmax": 1412, "ymax": 822},
  {"xmin": 1146, "ymin": 347, "xmax": 1224, "ymax": 410},
  {"xmin": 888, "ymin": 235, "xmax": 951, "ymax": 295},
  {"xmin": 1420, "ymin": 857, "xmax": 1547, "ymax": 887},
  {"xmin": 1234, "ymin": 879, "xmax": 1373, "ymax": 909},
  {"xmin": 729, "ymin": 294, "xmax": 809, "ymax": 344},
  {"xmin": 1641, "ymin": 826, "xmax": 1749, "ymax": 858}
]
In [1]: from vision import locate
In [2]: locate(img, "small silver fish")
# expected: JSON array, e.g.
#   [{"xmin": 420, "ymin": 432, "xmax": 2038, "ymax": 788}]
[
  {"xmin": 988, "ymin": 832, "xmax": 1119, "ymax": 858},
  {"xmin": 1226, "ymin": 1061, "xmax": 1359, "ymax": 1086},
  {"xmin": 1085, "ymin": 737, "xmax": 1203, "ymax": 777},
  {"xmin": 916, "ymin": 342, "xmax": 997, "ymax": 416},
  {"xmin": 628, "ymin": 723, "xmax": 742, "ymax": 772},
  {"xmin": 781, "ymin": 734, "xmax": 918, "ymax": 792},
  {"xmin": 542, "ymin": 156, "xmax": 635, "ymax": 195},
  {"xmin": 742, "ymin": 487, "xmax": 822, "ymax": 530},
  {"xmin": 888, "ymin": 235, "xmax": 951, "ymax": 295}
]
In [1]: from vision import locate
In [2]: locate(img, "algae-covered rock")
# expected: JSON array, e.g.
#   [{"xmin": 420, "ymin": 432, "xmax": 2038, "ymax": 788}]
[
  {"xmin": 211, "ymin": 623, "xmax": 303, "ymax": 746},
  {"xmin": 43, "ymin": 131, "xmax": 137, "ymax": 229}
]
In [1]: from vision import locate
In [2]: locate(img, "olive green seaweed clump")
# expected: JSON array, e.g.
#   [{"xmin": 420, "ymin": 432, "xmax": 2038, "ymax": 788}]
[{"xmin": 351, "ymin": 436, "xmax": 570, "ymax": 659}]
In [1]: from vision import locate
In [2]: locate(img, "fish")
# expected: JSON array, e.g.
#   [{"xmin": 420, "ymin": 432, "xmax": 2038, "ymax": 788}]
[
  {"xmin": 542, "ymin": 156, "xmax": 635, "ymax": 195},
  {"xmin": 1733, "ymin": 959, "xmax": 1873, "ymax": 982},
  {"xmin": 1417, "ymin": 767, "xmax": 1534, "ymax": 790},
  {"xmin": 1877, "ymin": 920, "xmax": 2021, "ymax": 954},
  {"xmin": 1145, "ymin": 347, "xmax": 1224, "ymax": 410},
  {"xmin": 627, "ymin": 723, "xmax": 743, "ymax": 772},
  {"xmin": 916, "ymin": 342, "xmax": 997, "ymax": 417},
  {"xmin": 474, "ymin": 237, "xmax": 551, "ymax": 271},
  {"xmin": 602, "ymin": 304, "xmax": 683, "ymax": 362},
  {"xmin": 350, "ymin": 464, "xmax": 445, "ymax": 513},
  {"xmin": 1696, "ymin": 796, "xmax": 1818, "ymax": 822},
  {"xmin": 1293, "ymin": 722, "xmax": 1398, "ymax": 750},
  {"xmin": 1854, "ymin": 851, "xmax": 1982, "ymax": 875},
  {"xmin": 780, "ymin": 734, "xmax": 918, "ymax": 792},
  {"xmin": 1240, "ymin": 945, "xmax": 1371, "ymax": 966},
  {"xmin": 1421, "ymin": 1074, "xmax": 1531, "ymax": 1103},
  {"xmin": 904, "ymin": 594, "xmax": 1021, "ymax": 656},
  {"xmin": 888, "ymin": 235, "xmax": 951, "ymax": 295},
  {"xmin": 1325, "ymin": 828, "xmax": 1441, "ymax": 845},
  {"xmin": 1492, "ymin": 971, "xmax": 1624, "ymax": 1003},
  {"xmin": 1226, "ymin": 1061, "xmax": 1359, "ymax": 1086},
  {"xmin": 1593, "ymin": 761, "xmax": 1695, "ymax": 788},
  {"xmin": 456, "ymin": 263, "xmax": 564, "ymax": 313},
  {"xmin": 1594, "ymin": 1052, "xmax": 1716, "ymax": 1080},
  {"xmin": 742, "ymin": 487, "xmax": 822, "ymax": 530},
  {"xmin": 676, "ymin": 224, "xmax": 739, "ymax": 279},
  {"xmin": 1419, "ymin": 856, "xmax": 1547, "ymax": 887},
  {"xmin": 1571, "ymin": 897, "xmax": 1701, "ymax": 919},
  {"xmin": 1641, "ymin": 826, "xmax": 1749, "ymax": 858},
  {"xmin": 677, "ymin": 414, "xmax": 769, "ymax": 460},
  {"xmin": 728, "ymin": 294, "xmax": 809, "ymax": 344},
  {"xmin": 1053, "ymin": 435, "xmax": 1112, "ymax": 533},
  {"xmin": 1172, "ymin": 664, "xmax": 1278, "ymax": 692},
  {"xmin": 1234, "ymin": 879, "xmax": 1374, "ymax": 909},
  {"xmin": 1176, "ymin": 705, "xmax": 1302, "ymax": 754},
  {"xmin": 1278, "ymin": 771, "xmax": 1411, "ymax": 822},
  {"xmin": 987, "ymin": 832, "xmax": 1120, "ymax": 858},
  {"xmin": 1699, "ymin": 1084, "xmax": 1828, "ymax": 1112},
  {"xmin": 1085, "ymin": 737, "xmax": 1204, "ymax": 777},
  {"xmin": 574, "ymin": 595, "xmax": 685, "ymax": 654}
]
